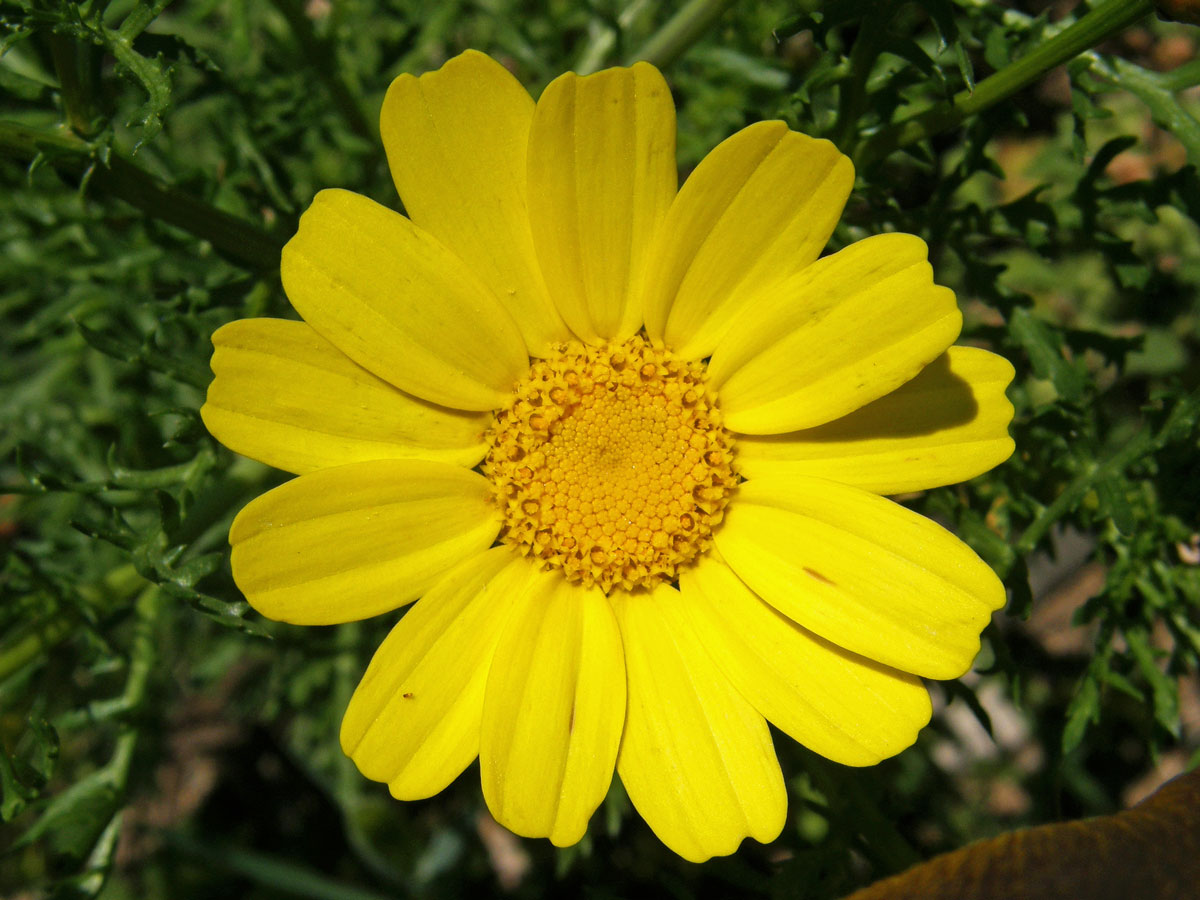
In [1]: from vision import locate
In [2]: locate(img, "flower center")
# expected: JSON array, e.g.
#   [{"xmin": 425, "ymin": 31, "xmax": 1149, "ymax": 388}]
[{"xmin": 483, "ymin": 335, "xmax": 736, "ymax": 593}]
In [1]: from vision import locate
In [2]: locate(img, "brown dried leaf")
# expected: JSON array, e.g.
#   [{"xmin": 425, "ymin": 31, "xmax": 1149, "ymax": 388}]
[{"xmin": 842, "ymin": 769, "xmax": 1200, "ymax": 900}]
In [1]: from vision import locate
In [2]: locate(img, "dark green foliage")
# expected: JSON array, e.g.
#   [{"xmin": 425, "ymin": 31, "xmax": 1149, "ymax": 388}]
[{"xmin": 2, "ymin": 1, "xmax": 1198, "ymax": 898}]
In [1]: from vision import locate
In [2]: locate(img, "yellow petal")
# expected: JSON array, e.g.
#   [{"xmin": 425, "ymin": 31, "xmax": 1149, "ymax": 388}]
[
  {"xmin": 340, "ymin": 548, "xmax": 526, "ymax": 799},
  {"xmin": 715, "ymin": 476, "xmax": 1005, "ymax": 680},
  {"xmin": 642, "ymin": 121, "xmax": 854, "ymax": 359},
  {"xmin": 613, "ymin": 585, "xmax": 786, "ymax": 863},
  {"xmin": 281, "ymin": 189, "xmax": 528, "ymax": 411},
  {"xmin": 709, "ymin": 233, "xmax": 962, "ymax": 434},
  {"xmin": 201, "ymin": 318, "xmax": 490, "ymax": 474},
  {"xmin": 480, "ymin": 570, "xmax": 624, "ymax": 847},
  {"xmin": 380, "ymin": 50, "xmax": 570, "ymax": 355},
  {"xmin": 527, "ymin": 63, "xmax": 676, "ymax": 343},
  {"xmin": 229, "ymin": 459, "xmax": 500, "ymax": 625},
  {"xmin": 734, "ymin": 347, "xmax": 1016, "ymax": 493},
  {"xmin": 679, "ymin": 555, "xmax": 931, "ymax": 766}
]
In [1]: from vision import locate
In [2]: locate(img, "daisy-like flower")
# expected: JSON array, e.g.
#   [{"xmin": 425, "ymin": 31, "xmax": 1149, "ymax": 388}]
[{"xmin": 202, "ymin": 50, "xmax": 1015, "ymax": 862}]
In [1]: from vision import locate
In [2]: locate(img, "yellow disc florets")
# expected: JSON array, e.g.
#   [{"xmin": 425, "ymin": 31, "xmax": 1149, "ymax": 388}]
[{"xmin": 483, "ymin": 335, "xmax": 736, "ymax": 593}]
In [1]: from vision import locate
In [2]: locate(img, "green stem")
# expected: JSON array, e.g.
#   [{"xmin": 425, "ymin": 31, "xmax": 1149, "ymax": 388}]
[
  {"xmin": 858, "ymin": 0, "xmax": 1155, "ymax": 166},
  {"xmin": 624, "ymin": 0, "xmax": 739, "ymax": 69},
  {"xmin": 47, "ymin": 32, "xmax": 100, "ymax": 137},
  {"xmin": 0, "ymin": 121, "xmax": 284, "ymax": 271},
  {"xmin": 75, "ymin": 815, "xmax": 124, "ymax": 897},
  {"xmin": 94, "ymin": 154, "xmax": 284, "ymax": 270},
  {"xmin": 4, "ymin": 451, "xmax": 219, "ymax": 496},
  {"xmin": 89, "ymin": 587, "xmax": 165, "ymax": 891},
  {"xmin": 108, "ymin": 588, "xmax": 163, "ymax": 775}
]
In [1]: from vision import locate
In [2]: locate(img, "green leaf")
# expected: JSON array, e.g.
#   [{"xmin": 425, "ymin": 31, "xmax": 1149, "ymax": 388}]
[
  {"xmin": 14, "ymin": 769, "xmax": 120, "ymax": 861},
  {"xmin": 0, "ymin": 747, "xmax": 37, "ymax": 821},
  {"xmin": 1125, "ymin": 628, "xmax": 1181, "ymax": 737},
  {"xmin": 1009, "ymin": 308, "xmax": 1088, "ymax": 402},
  {"xmin": 1094, "ymin": 476, "xmax": 1135, "ymax": 534},
  {"xmin": 1062, "ymin": 676, "xmax": 1101, "ymax": 754}
]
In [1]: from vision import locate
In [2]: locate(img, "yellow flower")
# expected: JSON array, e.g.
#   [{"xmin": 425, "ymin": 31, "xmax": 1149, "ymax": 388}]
[{"xmin": 201, "ymin": 50, "xmax": 1015, "ymax": 862}]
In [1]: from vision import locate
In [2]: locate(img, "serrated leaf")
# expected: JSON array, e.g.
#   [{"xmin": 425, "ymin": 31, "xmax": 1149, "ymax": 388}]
[
  {"xmin": 27, "ymin": 716, "xmax": 59, "ymax": 781},
  {"xmin": 75, "ymin": 320, "xmax": 139, "ymax": 361},
  {"xmin": 1062, "ymin": 676, "xmax": 1100, "ymax": 754},
  {"xmin": 983, "ymin": 26, "xmax": 1012, "ymax": 70},
  {"xmin": 1010, "ymin": 308, "xmax": 1088, "ymax": 402},
  {"xmin": 1098, "ymin": 668, "xmax": 1143, "ymax": 702},
  {"xmin": 13, "ymin": 769, "xmax": 119, "ymax": 860},
  {"xmin": 1094, "ymin": 476, "xmax": 1135, "ymax": 534},
  {"xmin": 1091, "ymin": 136, "xmax": 1139, "ymax": 175},
  {"xmin": 1125, "ymin": 628, "xmax": 1181, "ymax": 737},
  {"xmin": 0, "ymin": 747, "xmax": 37, "ymax": 821},
  {"xmin": 168, "ymin": 552, "xmax": 223, "ymax": 589},
  {"xmin": 1004, "ymin": 557, "xmax": 1034, "ymax": 620},
  {"xmin": 954, "ymin": 41, "xmax": 975, "ymax": 92},
  {"xmin": 946, "ymin": 679, "xmax": 996, "ymax": 739},
  {"xmin": 0, "ymin": 61, "xmax": 51, "ymax": 100}
]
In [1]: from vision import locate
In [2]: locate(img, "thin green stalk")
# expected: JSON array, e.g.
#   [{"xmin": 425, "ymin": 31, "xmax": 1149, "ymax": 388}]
[
  {"xmin": 64, "ymin": 586, "xmax": 166, "ymax": 895},
  {"xmin": 94, "ymin": 153, "xmax": 285, "ymax": 270},
  {"xmin": 0, "ymin": 121, "xmax": 284, "ymax": 271},
  {"xmin": 624, "ymin": 0, "xmax": 739, "ymax": 69},
  {"xmin": 47, "ymin": 32, "xmax": 101, "ymax": 137},
  {"xmin": 75, "ymin": 815, "xmax": 124, "ymax": 897},
  {"xmin": 858, "ymin": 0, "xmax": 1155, "ymax": 166},
  {"xmin": 108, "ymin": 589, "xmax": 164, "ymax": 777},
  {"xmin": 4, "ymin": 451, "xmax": 219, "ymax": 496}
]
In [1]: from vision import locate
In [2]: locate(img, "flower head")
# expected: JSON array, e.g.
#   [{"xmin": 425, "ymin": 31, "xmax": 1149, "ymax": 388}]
[{"xmin": 201, "ymin": 50, "xmax": 1015, "ymax": 862}]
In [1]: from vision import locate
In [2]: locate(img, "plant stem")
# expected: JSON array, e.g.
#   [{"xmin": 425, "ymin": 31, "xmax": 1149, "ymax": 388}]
[
  {"xmin": 624, "ymin": 0, "xmax": 739, "ymax": 69},
  {"xmin": 81, "ymin": 586, "xmax": 165, "ymax": 895},
  {"xmin": 47, "ymin": 32, "xmax": 100, "ymax": 136},
  {"xmin": 94, "ymin": 153, "xmax": 285, "ymax": 270},
  {"xmin": 0, "ymin": 121, "xmax": 284, "ymax": 271},
  {"xmin": 858, "ymin": 0, "xmax": 1155, "ymax": 166}
]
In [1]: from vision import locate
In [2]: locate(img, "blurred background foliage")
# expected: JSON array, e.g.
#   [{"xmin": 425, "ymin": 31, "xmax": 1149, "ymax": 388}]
[{"xmin": 1, "ymin": 0, "xmax": 1199, "ymax": 897}]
